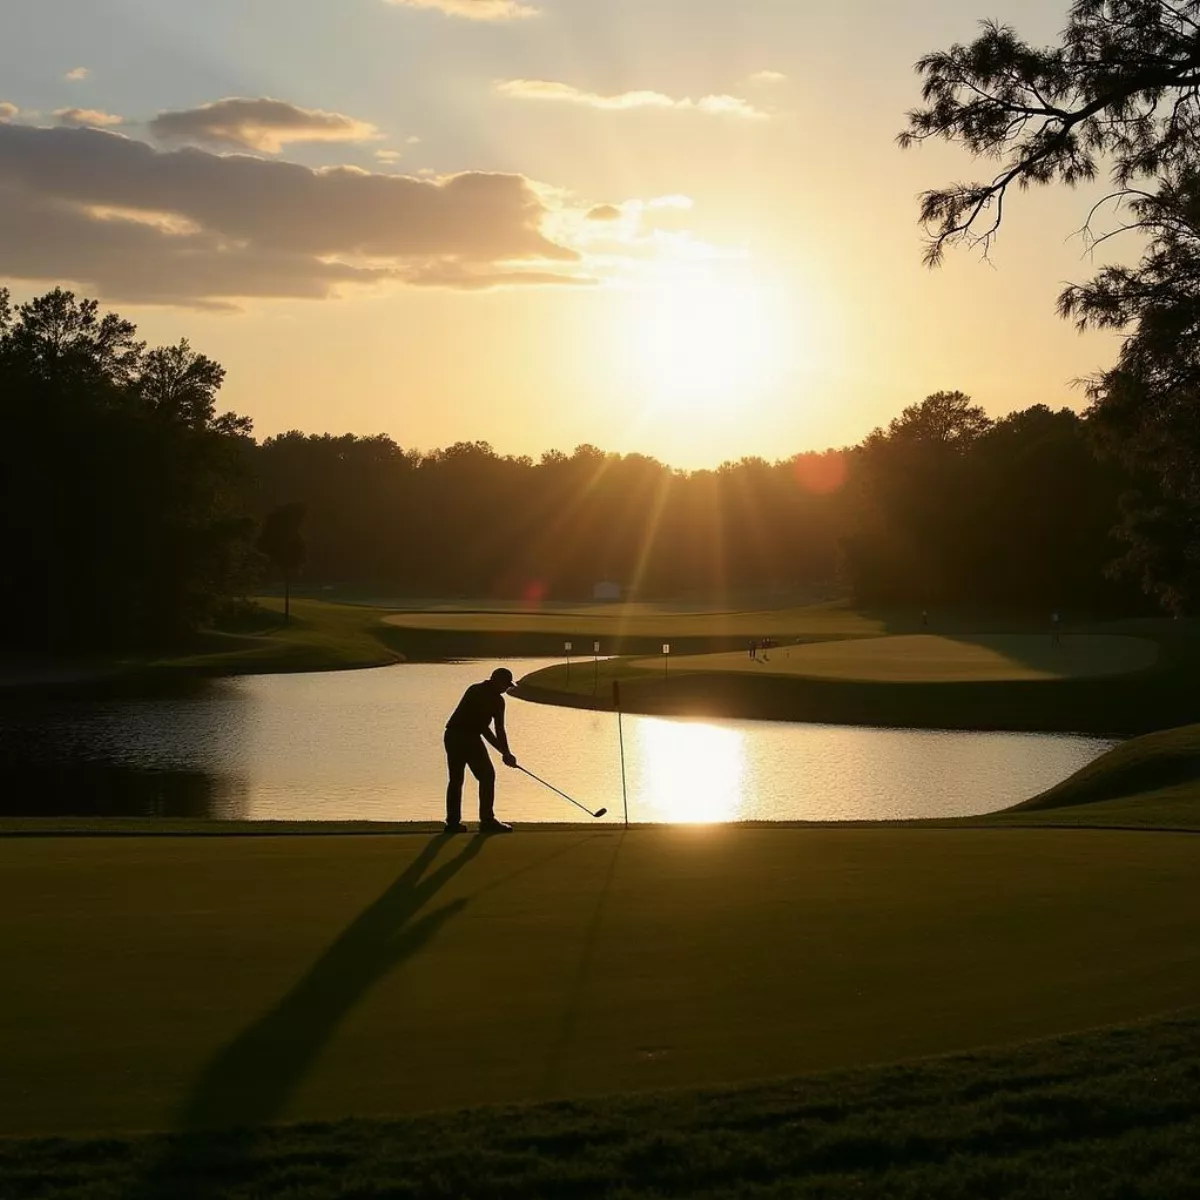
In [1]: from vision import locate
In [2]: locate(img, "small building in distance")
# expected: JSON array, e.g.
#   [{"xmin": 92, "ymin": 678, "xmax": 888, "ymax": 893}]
[{"xmin": 593, "ymin": 580, "xmax": 621, "ymax": 602}]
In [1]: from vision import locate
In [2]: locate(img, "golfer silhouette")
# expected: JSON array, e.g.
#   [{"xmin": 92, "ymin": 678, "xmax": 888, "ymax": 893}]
[{"xmin": 444, "ymin": 666, "xmax": 519, "ymax": 833}]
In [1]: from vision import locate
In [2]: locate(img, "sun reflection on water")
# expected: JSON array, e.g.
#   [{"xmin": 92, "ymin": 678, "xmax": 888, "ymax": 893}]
[{"xmin": 634, "ymin": 717, "xmax": 745, "ymax": 823}]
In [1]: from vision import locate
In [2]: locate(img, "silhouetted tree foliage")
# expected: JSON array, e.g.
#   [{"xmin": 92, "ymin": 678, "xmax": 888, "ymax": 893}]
[
  {"xmin": 901, "ymin": 0, "xmax": 1200, "ymax": 608},
  {"xmin": 248, "ymin": 395, "xmax": 1140, "ymax": 613},
  {"xmin": 256, "ymin": 503, "xmax": 307, "ymax": 620},
  {"xmin": 250, "ymin": 435, "xmax": 850, "ymax": 602},
  {"xmin": 0, "ymin": 287, "xmax": 253, "ymax": 650},
  {"xmin": 842, "ymin": 396, "xmax": 1134, "ymax": 608},
  {"xmin": 0, "ymin": 289, "xmax": 1154, "ymax": 654}
]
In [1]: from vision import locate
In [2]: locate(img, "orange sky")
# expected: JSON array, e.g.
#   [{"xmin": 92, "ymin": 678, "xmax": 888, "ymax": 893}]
[{"xmin": 1, "ymin": 0, "xmax": 1125, "ymax": 467}]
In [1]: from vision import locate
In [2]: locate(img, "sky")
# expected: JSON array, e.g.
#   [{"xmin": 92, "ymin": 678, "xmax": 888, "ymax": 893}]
[{"xmin": 0, "ymin": 0, "xmax": 1130, "ymax": 468}]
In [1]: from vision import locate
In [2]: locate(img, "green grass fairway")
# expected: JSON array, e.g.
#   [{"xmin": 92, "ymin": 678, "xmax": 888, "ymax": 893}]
[
  {"xmin": 384, "ymin": 600, "xmax": 890, "ymax": 642},
  {"xmin": 146, "ymin": 598, "xmax": 403, "ymax": 675},
  {"xmin": 633, "ymin": 633, "xmax": 1159, "ymax": 682},
  {"xmin": 377, "ymin": 599, "xmax": 904, "ymax": 664},
  {"xmin": 3, "ymin": 827, "xmax": 1199, "ymax": 1137},
  {"xmin": 520, "ymin": 624, "xmax": 1200, "ymax": 734}
]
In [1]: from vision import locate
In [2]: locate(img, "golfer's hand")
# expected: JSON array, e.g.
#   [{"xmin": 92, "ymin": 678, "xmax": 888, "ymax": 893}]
[{"xmin": 503, "ymin": 753, "xmax": 518, "ymax": 768}]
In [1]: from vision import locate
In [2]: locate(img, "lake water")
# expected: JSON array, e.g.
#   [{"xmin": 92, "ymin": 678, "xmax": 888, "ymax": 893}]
[{"xmin": 0, "ymin": 659, "xmax": 1116, "ymax": 824}]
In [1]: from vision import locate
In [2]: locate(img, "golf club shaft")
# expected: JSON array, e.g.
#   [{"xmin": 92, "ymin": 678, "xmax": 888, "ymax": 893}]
[{"xmin": 518, "ymin": 765, "xmax": 599, "ymax": 817}]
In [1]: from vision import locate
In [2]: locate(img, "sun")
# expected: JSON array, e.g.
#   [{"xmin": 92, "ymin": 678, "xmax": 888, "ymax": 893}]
[
  {"xmin": 634, "ymin": 717, "xmax": 746, "ymax": 822},
  {"xmin": 628, "ymin": 268, "xmax": 784, "ymax": 412}
]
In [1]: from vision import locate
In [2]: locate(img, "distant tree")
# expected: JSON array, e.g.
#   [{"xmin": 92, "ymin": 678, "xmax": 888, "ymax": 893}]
[
  {"xmin": 899, "ymin": 1, "xmax": 1200, "ymax": 607},
  {"xmin": 881, "ymin": 390, "xmax": 992, "ymax": 447},
  {"xmin": 256, "ymin": 504, "xmax": 307, "ymax": 620},
  {"xmin": 0, "ymin": 287, "xmax": 253, "ymax": 650},
  {"xmin": 839, "ymin": 394, "xmax": 1131, "ymax": 610}
]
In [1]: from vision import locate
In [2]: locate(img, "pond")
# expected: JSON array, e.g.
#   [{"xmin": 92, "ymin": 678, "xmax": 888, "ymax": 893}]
[{"xmin": 0, "ymin": 660, "xmax": 1116, "ymax": 824}]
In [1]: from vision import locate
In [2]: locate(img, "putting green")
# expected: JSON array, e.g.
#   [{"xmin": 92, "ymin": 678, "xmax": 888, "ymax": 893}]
[
  {"xmin": 3, "ymin": 827, "xmax": 1198, "ymax": 1136},
  {"xmin": 636, "ymin": 634, "xmax": 1159, "ymax": 683}
]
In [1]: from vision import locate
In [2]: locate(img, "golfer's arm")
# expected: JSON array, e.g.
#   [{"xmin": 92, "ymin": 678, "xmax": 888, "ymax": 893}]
[{"xmin": 491, "ymin": 713, "xmax": 512, "ymax": 757}]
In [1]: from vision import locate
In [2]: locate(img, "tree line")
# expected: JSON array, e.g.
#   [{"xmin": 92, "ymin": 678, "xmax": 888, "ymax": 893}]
[
  {"xmin": 0, "ymin": 287, "xmax": 1161, "ymax": 656},
  {"xmin": 252, "ymin": 391, "xmax": 1140, "ymax": 612}
]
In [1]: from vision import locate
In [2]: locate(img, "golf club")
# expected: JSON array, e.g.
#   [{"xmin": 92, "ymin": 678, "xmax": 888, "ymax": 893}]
[{"xmin": 518, "ymin": 765, "xmax": 608, "ymax": 819}]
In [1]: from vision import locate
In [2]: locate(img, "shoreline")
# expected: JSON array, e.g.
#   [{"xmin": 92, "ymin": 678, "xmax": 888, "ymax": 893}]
[{"xmin": 8, "ymin": 599, "xmax": 1200, "ymax": 744}]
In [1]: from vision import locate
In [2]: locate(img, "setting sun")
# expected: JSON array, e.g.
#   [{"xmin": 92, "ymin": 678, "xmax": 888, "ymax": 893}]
[{"xmin": 625, "ymin": 270, "xmax": 787, "ymax": 413}]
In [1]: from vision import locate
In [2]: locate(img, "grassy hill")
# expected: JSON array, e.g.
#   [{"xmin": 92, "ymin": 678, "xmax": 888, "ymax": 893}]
[{"xmin": 989, "ymin": 723, "xmax": 1200, "ymax": 830}]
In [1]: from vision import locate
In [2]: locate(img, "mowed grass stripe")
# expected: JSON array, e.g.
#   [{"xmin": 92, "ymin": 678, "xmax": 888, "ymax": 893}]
[{"xmin": 3, "ymin": 827, "xmax": 1198, "ymax": 1136}]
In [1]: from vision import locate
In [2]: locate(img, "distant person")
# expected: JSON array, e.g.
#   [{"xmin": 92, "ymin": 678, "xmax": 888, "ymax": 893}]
[
  {"xmin": 749, "ymin": 639, "xmax": 757, "ymax": 661},
  {"xmin": 761, "ymin": 637, "xmax": 772, "ymax": 661},
  {"xmin": 1051, "ymin": 611, "xmax": 1062, "ymax": 647},
  {"xmin": 444, "ymin": 667, "xmax": 519, "ymax": 833},
  {"xmin": 921, "ymin": 609, "xmax": 929, "ymax": 630}
]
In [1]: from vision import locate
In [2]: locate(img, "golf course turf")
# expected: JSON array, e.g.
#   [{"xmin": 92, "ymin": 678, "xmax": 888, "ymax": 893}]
[
  {"xmin": 3, "ymin": 1011, "xmax": 1198, "ymax": 1199},
  {"xmin": 518, "ymin": 628, "xmax": 1200, "ymax": 735},
  {"xmin": 7, "ymin": 604, "xmax": 1200, "ymax": 1195},
  {"xmin": 630, "ymin": 633, "xmax": 1160, "ymax": 682},
  {"xmin": 3, "ymin": 824, "xmax": 1199, "ymax": 1140}
]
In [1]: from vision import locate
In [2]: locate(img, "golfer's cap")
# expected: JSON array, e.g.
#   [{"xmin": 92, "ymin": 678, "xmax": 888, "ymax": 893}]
[{"xmin": 491, "ymin": 667, "xmax": 515, "ymax": 689}]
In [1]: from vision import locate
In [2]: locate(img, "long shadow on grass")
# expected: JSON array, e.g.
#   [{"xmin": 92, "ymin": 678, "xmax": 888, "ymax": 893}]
[
  {"xmin": 127, "ymin": 832, "xmax": 487, "ymax": 1198},
  {"xmin": 541, "ymin": 831, "xmax": 624, "ymax": 1096}
]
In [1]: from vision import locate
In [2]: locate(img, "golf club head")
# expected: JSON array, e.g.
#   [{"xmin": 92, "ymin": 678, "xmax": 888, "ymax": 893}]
[{"xmin": 594, "ymin": 808, "xmax": 608, "ymax": 818}]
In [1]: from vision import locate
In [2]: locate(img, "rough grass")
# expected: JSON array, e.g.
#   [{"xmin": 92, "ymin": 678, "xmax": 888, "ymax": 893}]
[
  {"xmin": 3, "ymin": 828, "xmax": 1198, "ymax": 1138},
  {"xmin": 1, "ymin": 1010, "xmax": 1197, "ymax": 1199},
  {"xmin": 632, "ymin": 634, "xmax": 1159, "ymax": 683}
]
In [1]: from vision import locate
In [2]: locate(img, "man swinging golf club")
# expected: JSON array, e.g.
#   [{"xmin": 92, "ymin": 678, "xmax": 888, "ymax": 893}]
[{"xmin": 443, "ymin": 666, "xmax": 519, "ymax": 833}]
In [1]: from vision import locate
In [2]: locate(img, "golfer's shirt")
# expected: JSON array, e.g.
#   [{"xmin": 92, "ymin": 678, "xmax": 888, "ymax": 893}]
[{"xmin": 446, "ymin": 682, "xmax": 504, "ymax": 738}]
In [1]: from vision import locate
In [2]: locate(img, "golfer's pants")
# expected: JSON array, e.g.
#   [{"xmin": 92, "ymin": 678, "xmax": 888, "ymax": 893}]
[{"xmin": 444, "ymin": 731, "xmax": 495, "ymax": 822}]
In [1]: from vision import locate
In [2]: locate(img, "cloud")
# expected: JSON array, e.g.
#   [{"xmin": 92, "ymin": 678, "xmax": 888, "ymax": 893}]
[
  {"xmin": 55, "ymin": 108, "xmax": 124, "ymax": 128},
  {"xmin": 149, "ymin": 97, "xmax": 381, "ymax": 154},
  {"xmin": 374, "ymin": 148, "xmax": 403, "ymax": 162},
  {"xmin": 0, "ymin": 123, "xmax": 581, "ymax": 305},
  {"xmin": 646, "ymin": 194, "xmax": 694, "ymax": 210},
  {"xmin": 746, "ymin": 70, "xmax": 787, "ymax": 85},
  {"xmin": 65, "ymin": 67, "xmax": 90, "ymax": 81},
  {"xmin": 586, "ymin": 204, "xmax": 622, "ymax": 221},
  {"xmin": 385, "ymin": 0, "xmax": 537, "ymax": 19},
  {"xmin": 495, "ymin": 80, "xmax": 768, "ymax": 119},
  {"xmin": 409, "ymin": 262, "xmax": 591, "ymax": 289},
  {"xmin": 0, "ymin": 103, "xmax": 17, "ymax": 123}
]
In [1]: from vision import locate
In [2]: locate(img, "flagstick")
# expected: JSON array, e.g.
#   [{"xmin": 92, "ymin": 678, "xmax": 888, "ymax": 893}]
[{"xmin": 613, "ymin": 679, "xmax": 629, "ymax": 828}]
